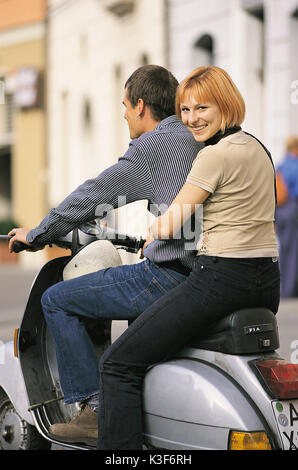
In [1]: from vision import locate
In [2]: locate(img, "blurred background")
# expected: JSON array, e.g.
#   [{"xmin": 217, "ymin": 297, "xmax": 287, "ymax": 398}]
[{"xmin": 0, "ymin": 0, "xmax": 297, "ymax": 355}]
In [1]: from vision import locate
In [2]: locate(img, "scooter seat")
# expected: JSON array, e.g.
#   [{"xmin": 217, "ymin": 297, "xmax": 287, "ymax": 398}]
[{"xmin": 190, "ymin": 307, "xmax": 279, "ymax": 355}]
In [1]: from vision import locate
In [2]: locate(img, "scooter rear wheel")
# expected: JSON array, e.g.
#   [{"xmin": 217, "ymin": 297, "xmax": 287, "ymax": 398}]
[{"xmin": 0, "ymin": 390, "xmax": 51, "ymax": 450}]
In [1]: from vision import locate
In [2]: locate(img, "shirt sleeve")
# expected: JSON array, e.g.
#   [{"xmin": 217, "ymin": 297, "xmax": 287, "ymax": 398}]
[
  {"xmin": 27, "ymin": 143, "xmax": 153, "ymax": 245},
  {"xmin": 186, "ymin": 147, "xmax": 223, "ymax": 193}
]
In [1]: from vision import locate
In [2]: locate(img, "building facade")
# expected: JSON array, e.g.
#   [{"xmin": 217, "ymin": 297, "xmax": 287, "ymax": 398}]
[
  {"xmin": 0, "ymin": 0, "xmax": 47, "ymax": 234},
  {"xmin": 1, "ymin": 0, "xmax": 297, "ymax": 266},
  {"xmin": 168, "ymin": 0, "xmax": 298, "ymax": 164},
  {"xmin": 47, "ymin": 0, "xmax": 298, "ymax": 227},
  {"xmin": 47, "ymin": 0, "xmax": 167, "ymax": 244}
]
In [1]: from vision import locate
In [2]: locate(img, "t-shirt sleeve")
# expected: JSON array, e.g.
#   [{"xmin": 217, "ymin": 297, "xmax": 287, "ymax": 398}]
[{"xmin": 186, "ymin": 147, "xmax": 223, "ymax": 193}]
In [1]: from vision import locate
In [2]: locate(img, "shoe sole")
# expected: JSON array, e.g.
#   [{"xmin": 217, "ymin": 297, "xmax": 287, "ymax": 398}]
[{"xmin": 48, "ymin": 432, "xmax": 97, "ymax": 447}]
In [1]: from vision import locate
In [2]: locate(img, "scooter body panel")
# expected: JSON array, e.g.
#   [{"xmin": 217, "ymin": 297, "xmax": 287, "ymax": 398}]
[
  {"xmin": 143, "ymin": 358, "xmax": 266, "ymax": 450},
  {"xmin": 174, "ymin": 347, "xmax": 284, "ymax": 448},
  {"xmin": 63, "ymin": 239, "xmax": 122, "ymax": 280},
  {"xmin": 0, "ymin": 341, "xmax": 34, "ymax": 425}
]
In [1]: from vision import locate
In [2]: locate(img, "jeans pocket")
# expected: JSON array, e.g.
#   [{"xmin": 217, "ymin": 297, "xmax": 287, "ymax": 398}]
[
  {"xmin": 212, "ymin": 264, "xmax": 253, "ymax": 293},
  {"xmin": 132, "ymin": 277, "xmax": 169, "ymax": 316}
]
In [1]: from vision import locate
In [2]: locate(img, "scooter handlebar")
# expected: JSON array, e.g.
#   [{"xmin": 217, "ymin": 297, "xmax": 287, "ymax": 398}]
[
  {"xmin": 0, "ymin": 235, "xmax": 30, "ymax": 253},
  {"xmin": 109, "ymin": 234, "xmax": 146, "ymax": 253},
  {"xmin": 0, "ymin": 231, "xmax": 146, "ymax": 254}
]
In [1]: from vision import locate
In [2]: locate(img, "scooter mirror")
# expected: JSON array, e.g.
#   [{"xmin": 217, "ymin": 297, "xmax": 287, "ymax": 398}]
[{"xmin": 79, "ymin": 220, "xmax": 101, "ymax": 236}]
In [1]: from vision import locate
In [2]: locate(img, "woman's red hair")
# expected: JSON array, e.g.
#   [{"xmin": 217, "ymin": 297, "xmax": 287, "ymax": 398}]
[{"xmin": 176, "ymin": 66, "xmax": 246, "ymax": 131}]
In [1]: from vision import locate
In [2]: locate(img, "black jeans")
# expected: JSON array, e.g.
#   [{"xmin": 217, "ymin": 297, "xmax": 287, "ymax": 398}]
[{"xmin": 97, "ymin": 256, "xmax": 280, "ymax": 450}]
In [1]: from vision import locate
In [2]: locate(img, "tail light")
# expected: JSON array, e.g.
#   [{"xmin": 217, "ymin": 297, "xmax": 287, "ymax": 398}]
[
  {"xmin": 255, "ymin": 359, "xmax": 298, "ymax": 399},
  {"xmin": 229, "ymin": 431, "xmax": 272, "ymax": 450}
]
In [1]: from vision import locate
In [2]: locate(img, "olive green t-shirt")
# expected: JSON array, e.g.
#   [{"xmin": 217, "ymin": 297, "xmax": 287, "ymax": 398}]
[{"xmin": 186, "ymin": 131, "xmax": 278, "ymax": 257}]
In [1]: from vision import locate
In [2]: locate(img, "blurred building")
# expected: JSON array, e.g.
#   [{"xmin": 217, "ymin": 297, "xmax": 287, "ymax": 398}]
[
  {"xmin": 47, "ymin": 0, "xmax": 298, "ymax": 217},
  {"xmin": 46, "ymin": 0, "xmax": 167, "ymax": 246},
  {"xmin": 168, "ymin": 0, "xmax": 298, "ymax": 165},
  {"xmin": 0, "ymin": 0, "xmax": 47, "ymax": 234},
  {"xmin": 1, "ymin": 0, "xmax": 297, "ymax": 267}
]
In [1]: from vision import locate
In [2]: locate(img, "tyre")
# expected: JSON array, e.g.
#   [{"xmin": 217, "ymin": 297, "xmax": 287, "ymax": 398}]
[{"xmin": 0, "ymin": 390, "xmax": 51, "ymax": 450}]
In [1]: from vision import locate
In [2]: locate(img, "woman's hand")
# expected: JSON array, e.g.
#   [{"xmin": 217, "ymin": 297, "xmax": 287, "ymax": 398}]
[
  {"xmin": 140, "ymin": 237, "xmax": 155, "ymax": 259},
  {"xmin": 8, "ymin": 228, "xmax": 42, "ymax": 253}
]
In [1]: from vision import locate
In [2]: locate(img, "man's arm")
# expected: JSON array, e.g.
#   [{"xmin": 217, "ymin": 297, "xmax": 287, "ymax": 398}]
[{"xmin": 25, "ymin": 144, "xmax": 153, "ymax": 246}]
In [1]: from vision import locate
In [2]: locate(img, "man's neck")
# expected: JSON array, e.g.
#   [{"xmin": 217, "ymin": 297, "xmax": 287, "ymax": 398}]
[{"xmin": 143, "ymin": 119, "xmax": 160, "ymax": 134}]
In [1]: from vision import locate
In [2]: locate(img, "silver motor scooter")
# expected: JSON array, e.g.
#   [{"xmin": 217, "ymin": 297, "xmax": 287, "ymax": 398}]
[{"xmin": 0, "ymin": 224, "xmax": 297, "ymax": 451}]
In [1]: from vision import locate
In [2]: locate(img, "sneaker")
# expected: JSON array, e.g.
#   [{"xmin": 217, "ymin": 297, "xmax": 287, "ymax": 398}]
[{"xmin": 49, "ymin": 404, "xmax": 98, "ymax": 446}]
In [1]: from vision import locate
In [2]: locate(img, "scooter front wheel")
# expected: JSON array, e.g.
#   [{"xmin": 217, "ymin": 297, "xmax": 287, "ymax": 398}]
[{"xmin": 0, "ymin": 390, "xmax": 51, "ymax": 450}]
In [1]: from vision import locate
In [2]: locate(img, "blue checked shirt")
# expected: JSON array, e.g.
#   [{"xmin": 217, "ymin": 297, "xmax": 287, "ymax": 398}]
[{"xmin": 27, "ymin": 116, "xmax": 203, "ymax": 269}]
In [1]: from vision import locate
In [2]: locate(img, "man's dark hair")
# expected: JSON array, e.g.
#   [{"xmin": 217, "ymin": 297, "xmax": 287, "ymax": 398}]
[{"xmin": 125, "ymin": 65, "xmax": 179, "ymax": 121}]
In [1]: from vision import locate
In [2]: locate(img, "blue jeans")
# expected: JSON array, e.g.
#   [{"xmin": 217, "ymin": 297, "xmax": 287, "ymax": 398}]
[
  {"xmin": 97, "ymin": 256, "xmax": 280, "ymax": 450},
  {"xmin": 41, "ymin": 259, "xmax": 187, "ymax": 404}
]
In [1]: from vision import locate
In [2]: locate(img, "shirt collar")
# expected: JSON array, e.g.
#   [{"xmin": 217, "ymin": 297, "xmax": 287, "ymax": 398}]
[{"xmin": 154, "ymin": 115, "xmax": 180, "ymax": 131}]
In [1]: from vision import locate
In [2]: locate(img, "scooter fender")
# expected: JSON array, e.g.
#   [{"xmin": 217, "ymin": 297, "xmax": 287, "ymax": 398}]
[
  {"xmin": 143, "ymin": 358, "xmax": 265, "ymax": 450},
  {"xmin": 0, "ymin": 340, "xmax": 33, "ymax": 425}
]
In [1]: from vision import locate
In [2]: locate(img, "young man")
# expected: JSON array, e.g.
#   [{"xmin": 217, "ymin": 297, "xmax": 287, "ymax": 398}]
[{"xmin": 9, "ymin": 65, "xmax": 202, "ymax": 445}]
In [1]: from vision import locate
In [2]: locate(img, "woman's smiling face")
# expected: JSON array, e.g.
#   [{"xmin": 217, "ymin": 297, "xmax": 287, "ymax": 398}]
[{"xmin": 180, "ymin": 95, "xmax": 222, "ymax": 142}]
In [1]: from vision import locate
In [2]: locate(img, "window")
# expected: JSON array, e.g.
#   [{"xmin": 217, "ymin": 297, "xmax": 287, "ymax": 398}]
[
  {"xmin": 141, "ymin": 53, "xmax": 149, "ymax": 66},
  {"xmin": 82, "ymin": 98, "xmax": 92, "ymax": 131},
  {"xmin": 0, "ymin": 78, "xmax": 4, "ymax": 105},
  {"xmin": 245, "ymin": 4, "xmax": 265, "ymax": 82},
  {"xmin": 0, "ymin": 150, "xmax": 12, "ymax": 218},
  {"xmin": 192, "ymin": 34, "xmax": 214, "ymax": 68},
  {"xmin": 241, "ymin": 0, "xmax": 264, "ymax": 19},
  {"xmin": 102, "ymin": 0, "xmax": 135, "ymax": 17},
  {"xmin": 5, "ymin": 93, "xmax": 13, "ymax": 133},
  {"xmin": 241, "ymin": 5, "xmax": 265, "ymax": 139}
]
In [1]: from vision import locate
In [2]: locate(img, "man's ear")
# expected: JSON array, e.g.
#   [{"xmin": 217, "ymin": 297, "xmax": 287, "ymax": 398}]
[{"xmin": 137, "ymin": 98, "xmax": 145, "ymax": 117}]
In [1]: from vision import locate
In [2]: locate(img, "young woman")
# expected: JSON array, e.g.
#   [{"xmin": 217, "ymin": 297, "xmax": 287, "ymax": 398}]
[{"xmin": 97, "ymin": 66, "xmax": 280, "ymax": 450}]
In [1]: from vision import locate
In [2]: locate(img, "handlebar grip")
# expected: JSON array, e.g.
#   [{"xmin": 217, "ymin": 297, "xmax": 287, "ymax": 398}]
[
  {"xmin": 109, "ymin": 235, "xmax": 146, "ymax": 253},
  {"xmin": 12, "ymin": 241, "xmax": 29, "ymax": 253},
  {"xmin": 0, "ymin": 235, "xmax": 30, "ymax": 253}
]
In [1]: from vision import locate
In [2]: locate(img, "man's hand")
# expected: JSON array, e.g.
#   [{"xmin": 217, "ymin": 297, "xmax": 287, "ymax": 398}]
[
  {"xmin": 8, "ymin": 228, "xmax": 43, "ymax": 253},
  {"xmin": 140, "ymin": 237, "xmax": 154, "ymax": 259}
]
